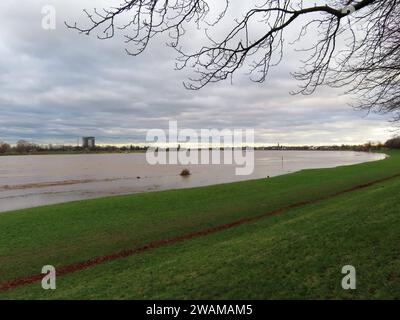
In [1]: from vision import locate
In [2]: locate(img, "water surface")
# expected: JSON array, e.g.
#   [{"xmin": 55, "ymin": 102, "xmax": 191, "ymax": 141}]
[{"xmin": 0, "ymin": 150, "xmax": 385, "ymax": 212}]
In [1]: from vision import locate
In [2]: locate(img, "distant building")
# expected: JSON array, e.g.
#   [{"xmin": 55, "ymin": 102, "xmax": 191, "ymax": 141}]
[{"xmin": 82, "ymin": 137, "xmax": 95, "ymax": 148}]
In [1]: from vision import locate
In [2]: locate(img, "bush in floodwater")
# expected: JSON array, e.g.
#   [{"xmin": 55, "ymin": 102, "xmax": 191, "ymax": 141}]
[{"xmin": 180, "ymin": 168, "xmax": 191, "ymax": 176}]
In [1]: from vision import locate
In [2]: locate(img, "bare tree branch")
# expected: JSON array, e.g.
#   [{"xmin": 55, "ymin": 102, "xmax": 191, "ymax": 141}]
[{"xmin": 67, "ymin": 0, "xmax": 400, "ymax": 121}]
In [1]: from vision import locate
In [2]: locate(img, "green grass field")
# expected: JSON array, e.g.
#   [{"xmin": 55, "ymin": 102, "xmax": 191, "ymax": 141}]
[{"xmin": 1, "ymin": 150, "xmax": 399, "ymax": 299}]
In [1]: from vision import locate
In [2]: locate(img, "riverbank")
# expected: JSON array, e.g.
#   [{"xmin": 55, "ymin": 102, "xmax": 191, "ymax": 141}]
[
  {"xmin": 0, "ymin": 144, "xmax": 385, "ymax": 157},
  {"xmin": 0, "ymin": 150, "xmax": 399, "ymax": 299}
]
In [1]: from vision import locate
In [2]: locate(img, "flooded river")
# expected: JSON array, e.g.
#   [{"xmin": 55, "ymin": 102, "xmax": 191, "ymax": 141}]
[{"xmin": 0, "ymin": 150, "xmax": 385, "ymax": 212}]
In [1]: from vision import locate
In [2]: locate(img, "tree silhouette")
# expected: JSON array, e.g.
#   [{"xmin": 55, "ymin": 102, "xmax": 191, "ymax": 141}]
[{"xmin": 67, "ymin": 0, "xmax": 399, "ymax": 120}]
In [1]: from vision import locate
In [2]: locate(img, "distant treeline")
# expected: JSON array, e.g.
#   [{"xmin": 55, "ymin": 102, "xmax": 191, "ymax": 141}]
[
  {"xmin": 0, "ymin": 140, "xmax": 148, "ymax": 155},
  {"xmin": 1, "ymin": 138, "xmax": 399, "ymax": 155},
  {"xmin": 384, "ymin": 137, "xmax": 400, "ymax": 149},
  {"xmin": 254, "ymin": 142, "xmax": 383, "ymax": 152}
]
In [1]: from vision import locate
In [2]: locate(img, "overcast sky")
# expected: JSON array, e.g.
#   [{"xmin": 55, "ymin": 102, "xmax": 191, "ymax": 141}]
[{"xmin": 0, "ymin": 0, "xmax": 396, "ymax": 146}]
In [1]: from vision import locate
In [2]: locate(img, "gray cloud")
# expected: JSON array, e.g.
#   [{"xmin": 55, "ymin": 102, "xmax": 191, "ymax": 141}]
[{"xmin": 0, "ymin": 0, "xmax": 395, "ymax": 146}]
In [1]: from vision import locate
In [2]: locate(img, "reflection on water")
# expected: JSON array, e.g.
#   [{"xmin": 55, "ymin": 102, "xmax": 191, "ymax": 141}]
[{"xmin": 0, "ymin": 150, "xmax": 385, "ymax": 212}]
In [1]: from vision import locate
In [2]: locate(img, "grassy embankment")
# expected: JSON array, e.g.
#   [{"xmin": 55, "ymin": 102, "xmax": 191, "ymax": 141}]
[{"xmin": 0, "ymin": 150, "xmax": 399, "ymax": 299}]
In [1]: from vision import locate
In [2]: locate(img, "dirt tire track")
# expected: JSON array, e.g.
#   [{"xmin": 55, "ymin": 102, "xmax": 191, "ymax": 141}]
[{"xmin": 1, "ymin": 173, "xmax": 400, "ymax": 292}]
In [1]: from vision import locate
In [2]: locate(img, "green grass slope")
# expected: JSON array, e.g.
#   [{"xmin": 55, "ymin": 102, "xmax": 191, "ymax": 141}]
[{"xmin": 0, "ymin": 150, "xmax": 399, "ymax": 299}]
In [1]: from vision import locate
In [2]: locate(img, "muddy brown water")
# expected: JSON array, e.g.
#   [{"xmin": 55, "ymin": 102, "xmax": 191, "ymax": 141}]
[{"xmin": 0, "ymin": 150, "xmax": 385, "ymax": 213}]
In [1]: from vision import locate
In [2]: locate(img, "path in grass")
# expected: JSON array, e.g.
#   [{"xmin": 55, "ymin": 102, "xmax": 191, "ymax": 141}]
[
  {"xmin": 1, "ymin": 171, "xmax": 400, "ymax": 292},
  {"xmin": 0, "ymin": 150, "xmax": 399, "ymax": 298},
  {"xmin": 3, "ymin": 165, "xmax": 400, "ymax": 299}
]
